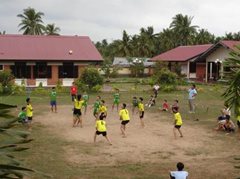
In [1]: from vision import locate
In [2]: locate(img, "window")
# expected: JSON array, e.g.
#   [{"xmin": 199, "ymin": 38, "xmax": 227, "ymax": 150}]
[
  {"xmin": 189, "ymin": 62, "xmax": 196, "ymax": 73},
  {"xmin": 58, "ymin": 62, "xmax": 78, "ymax": 78},
  {"xmin": 33, "ymin": 62, "xmax": 51, "ymax": 78},
  {"xmin": 0, "ymin": 65, "xmax": 3, "ymax": 71},
  {"xmin": 10, "ymin": 62, "xmax": 31, "ymax": 78}
]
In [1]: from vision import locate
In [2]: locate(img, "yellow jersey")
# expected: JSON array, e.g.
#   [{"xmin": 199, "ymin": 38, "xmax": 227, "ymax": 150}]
[
  {"xmin": 119, "ymin": 109, "xmax": 130, "ymax": 121},
  {"xmin": 95, "ymin": 120, "xmax": 107, "ymax": 132},
  {"xmin": 99, "ymin": 105, "xmax": 107, "ymax": 113},
  {"xmin": 26, "ymin": 104, "xmax": 33, "ymax": 117},
  {"xmin": 237, "ymin": 115, "xmax": 240, "ymax": 122},
  {"xmin": 138, "ymin": 102, "xmax": 144, "ymax": 112},
  {"xmin": 174, "ymin": 112, "xmax": 183, "ymax": 126},
  {"xmin": 74, "ymin": 99, "xmax": 84, "ymax": 109}
]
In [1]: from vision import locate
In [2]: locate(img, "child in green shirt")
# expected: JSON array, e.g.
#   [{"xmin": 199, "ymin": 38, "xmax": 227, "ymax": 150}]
[
  {"xmin": 50, "ymin": 87, "xmax": 57, "ymax": 113},
  {"xmin": 112, "ymin": 88, "xmax": 120, "ymax": 111}
]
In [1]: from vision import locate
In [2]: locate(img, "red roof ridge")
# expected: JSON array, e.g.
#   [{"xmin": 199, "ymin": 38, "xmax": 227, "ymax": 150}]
[
  {"xmin": 0, "ymin": 34, "xmax": 90, "ymax": 39},
  {"xmin": 178, "ymin": 44, "xmax": 212, "ymax": 48}
]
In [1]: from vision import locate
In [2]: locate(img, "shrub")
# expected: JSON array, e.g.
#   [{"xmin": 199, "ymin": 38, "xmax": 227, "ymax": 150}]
[
  {"xmin": 91, "ymin": 84, "xmax": 102, "ymax": 92},
  {"xmin": 80, "ymin": 68, "xmax": 103, "ymax": 89},
  {"xmin": 153, "ymin": 68, "xmax": 177, "ymax": 85},
  {"xmin": 0, "ymin": 70, "xmax": 14, "ymax": 93},
  {"xmin": 75, "ymin": 79, "xmax": 88, "ymax": 92},
  {"xmin": 160, "ymin": 85, "xmax": 176, "ymax": 92}
]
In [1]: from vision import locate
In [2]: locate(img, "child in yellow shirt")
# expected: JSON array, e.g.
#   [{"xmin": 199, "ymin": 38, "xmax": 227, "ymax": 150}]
[
  {"xmin": 172, "ymin": 107, "xmax": 183, "ymax": 139},
  {"xmin": 94, "ymin": 113, "xmax": 112, "ymax": 145},
  {"xmin": 138, "ymin": 97, "xmax": 145, "ymax": 127}
]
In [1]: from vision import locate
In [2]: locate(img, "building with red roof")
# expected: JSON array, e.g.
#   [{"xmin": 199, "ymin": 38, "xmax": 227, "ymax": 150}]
[
  {"xmin": 151, "ymin": 44, "xmax": 212, "ymax": 80},
  {"xmin": 151, "ymin": 40, "xmax": 240, "ymax": 82},
  {"xmin": 0, "ymin": 35, "xmax": 103, "ymax": 86}
]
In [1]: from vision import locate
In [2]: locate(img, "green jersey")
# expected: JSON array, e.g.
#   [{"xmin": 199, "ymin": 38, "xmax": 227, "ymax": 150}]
[
  {"xmin": 50, "ymin": 91, "xmax": 57, "ymax": 101},
  {"xmin": 83, "ymin": 94, "xmax": 89, "ymax": 102},
  {"xmin": 94, "ymin": 100, "xmax": 100, "ymax": 110},
  {"xmin": 18, "ymin": 111, "xmax": 27, "ymax": 122},
  {"xmin": 113, "ymin": 93, "xmax": 120, "ymax": 100}
]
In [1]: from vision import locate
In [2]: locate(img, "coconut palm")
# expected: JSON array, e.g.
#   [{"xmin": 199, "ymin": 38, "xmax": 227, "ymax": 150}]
[
  {"xmin": 117, "ymin": 30, "xmax": 132, "ymax": 57},
  {"xmin": 170, "ymin": 14, "xmax": 198, "ymax": 46},
  {"xmin": 223, "ymin": 45, "xmax": 240, "ymax": 117},
  {"xmin": 194, "ymin": 29, "xmax": 215, "ymax": 44},
  {"xmin": 0, "ymin": 31, "xmax": 6, "ymax": 35},
  {"xmin": 45, "ymin": 23, "xmax": 60, "ymax": 35},
  {"xmin": 17, "ymin": 7, "xmax": 45, "ymax": 35}
]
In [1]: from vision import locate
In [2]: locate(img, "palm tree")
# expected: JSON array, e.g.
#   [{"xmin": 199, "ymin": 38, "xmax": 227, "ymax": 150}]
[
  {"xmin": 17, "ymin": 7, "xmax": 45, "ymax": 35},
  {"xmin": 194, "ymin": 29, "xmax": 215, "ymax": 44},
  {"xmin": 0, "ymin": 31, "xmax": 6, "ymax": 35},
  {"xmin": 170, "ymin": 14, "xmax": 198, "ymax": 46},
  {"xmin": 45, "ymin": 24, "xmax": 60, "ymax": 35},
  {"xmin": 223, "ymin": 45, "xmax": 240, "ymax": 117},
  {"xmin": 116, "ymin": 30, "xmax": 132, "ymax": 57}
]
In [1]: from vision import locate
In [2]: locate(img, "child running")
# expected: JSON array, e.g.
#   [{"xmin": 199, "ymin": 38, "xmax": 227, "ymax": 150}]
[
  {"xmin": 99, "ymin": 100, "xmax": 107, "ymax": 116},
  {"xmin": 93, "ymin": 96, "xmax": 101, "ymax": 119},
  {"xmin": 73, "ymin": 94, "xmax": 84, "ymax": 127},
  {"xmin": 172, "ymin": 107, "xmax": 183, "ymax": 139},
  {"xmin": 94, "ymin": 113, "xmax": 112, "ymax": 145},
  {"xmin": 82, "ymin": 91, "xmax": 89, "ymax": 115},
  {"xmin": 132, "ymin": 96, "xmax": 138, "ymax": 114},
  {"xmin": 138, "ymin": 97, "xmax": 145, "ymax": 127},
  {"xmin": 112, "ymin": 88, "xmax": 120, "ymax": 111},
  {"xmin": 50, "ymin": 87, "xmax": 57, "ymax": 113},
  {"xmin": 26, "ymin": 98, "xmax": 33, "ymax": 130},
  {"xmin": 119, "ymin": 103, "xmax": 130, "ymax": 138}
]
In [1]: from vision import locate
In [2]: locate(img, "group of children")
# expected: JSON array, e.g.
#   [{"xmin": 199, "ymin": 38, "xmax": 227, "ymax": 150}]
[{"xmin": 18, "ymin": 97, "xmax": 33, "ymax": 130}]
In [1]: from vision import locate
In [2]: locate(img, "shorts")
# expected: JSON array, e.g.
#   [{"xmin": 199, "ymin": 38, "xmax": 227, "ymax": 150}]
[
  {"xmin": 96, "ymin": 131, "xmax": 107, "ymax": 136},
  {"xmin": 93, "ymin": 109, "xmax": 99, "ymax": 116},
  {"xmin": 237, "ymin": 121, "xmax": 240, "ymax": 128},
  {"xmin": 139, "ymin": 111, "xmax": 144, "ymax": 118},
  {"xmin": 73, "ymin": 108, "xmax": 81, "ymax": 116},
  {"xmin": 114, "ymin": 99, "xmax": 120, "ymax": 105},
  {"xmin": 121, "ymin": 120, "xmax": 129, "ymax": 125},
  {"xmin": 50, "ymin": 101, "xmax": 56, "ymax": 106},
  {"xmin": 175, "ymin": 125, "xmax": 181, "ymax": 129}
]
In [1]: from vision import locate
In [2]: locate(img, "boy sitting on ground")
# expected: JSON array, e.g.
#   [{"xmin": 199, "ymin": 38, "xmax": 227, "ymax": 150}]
[{"xmin": 170, "ymin": 162, "xmax": 188, "ymax": 179}]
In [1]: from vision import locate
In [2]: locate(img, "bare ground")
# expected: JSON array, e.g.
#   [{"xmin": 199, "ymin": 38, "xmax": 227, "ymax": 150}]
[{"xmin": 35, "ymin": 104, "xmax": 240, "ymax": 179}]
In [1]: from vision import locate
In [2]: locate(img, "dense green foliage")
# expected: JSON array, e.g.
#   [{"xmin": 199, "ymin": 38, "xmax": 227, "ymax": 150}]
[{"xmin": 0, "ymin": 70, "xmax": 14, "ymax": 94}]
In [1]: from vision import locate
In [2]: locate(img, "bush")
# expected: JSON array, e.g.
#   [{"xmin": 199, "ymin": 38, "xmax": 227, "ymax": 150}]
[
  {"xmin": 75, "ymin": 79, "xmax": 88, "ymax": 92},
  {"xmin": 80, "ymin": 68, "xmax": 103, "ymax": 89},
  {"xmin": 91, "ymin": 84, "xmax": 102, "ymax": 92},
  {"xmin": 153, "ymin": 68, "xmax": 177, "ymax": 85},
  {"xmin": 0, "ymin": 70, "xmax": 14, "ymax": 94},
  {"xmin": 160, "ymin": 85, "xmax": 176, "ymax": 92},
  {"xmin": 12, "ymin": 84, "xmax": 26, "ymax": 95}
]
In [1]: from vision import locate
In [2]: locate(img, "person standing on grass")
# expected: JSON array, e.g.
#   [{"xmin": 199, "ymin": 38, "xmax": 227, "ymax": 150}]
[
  {"xmin": 170, "ymin": 162, "xmax": 188, "ymax": 179},
  {"xmin": 26, "ymin": 98, "xmax": 33, "ymax": 130},
  {"xmin": 119, "ymin": 103, "xmax": 130, "ymax": 138},
  {"xmin": 188, "ymin": 84, "xmax": 197, "ymax": 113},
  {"xmin": 82, "ymin": 91, "xmax": 89, "ymax": 115},
  {"xmin": 153, "ymin": 84, "xmax": 160, "ymax": 98},
  {"xmin": 73, "ymin": 94, "xmax": 84, "ymax": 127},
  {"xmin": 172, "ymin": 107, "xmax": 183, "ymax": 139},
  {"xmin": 138, "ymin": 97, "xmax": 145, "ymax": 127},
  {"xmin": 93, "ymin": 96, "xmax": 101, "ymax": 119},
  {"xmin": 70, "ymin": 82, "xmax": 78, "ymax": 102},
  {"xmin": 94, "ymin": 113, "xmax": 112, "ymax": 145},
  {"xmin": 112, "ymin": 88, "xmax": 120, "ymax": 111},
  {"xmin": 50, "ymin": 87, "xmax": 57, "ymax": 113}
]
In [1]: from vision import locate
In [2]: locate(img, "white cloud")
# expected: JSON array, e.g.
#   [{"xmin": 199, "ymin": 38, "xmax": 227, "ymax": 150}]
[{"xmin": 0, "ymin": 0, "xmax": 240, "ymax": 42}]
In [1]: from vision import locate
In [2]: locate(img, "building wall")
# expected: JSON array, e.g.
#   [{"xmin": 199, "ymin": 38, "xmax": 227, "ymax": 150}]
[
  {"xmin": 206, "ymin": 46, "xmax": 231, "ymax": 62},
  {"xmin": 47, "ymin": 65, "xmax": 59, "ymax": 85},
  {"xmin": 196, "ymin": 63, "xmax": 206, "ymax": 81},
  {"xmin": 180, "ymin": 62, "xmax": 188, "ymax": 75}
]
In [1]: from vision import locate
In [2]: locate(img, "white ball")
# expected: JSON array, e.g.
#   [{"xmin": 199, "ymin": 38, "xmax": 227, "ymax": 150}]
[{"xmin": 69, "ymin": 50, "xmax": 73, "ymax": 54}]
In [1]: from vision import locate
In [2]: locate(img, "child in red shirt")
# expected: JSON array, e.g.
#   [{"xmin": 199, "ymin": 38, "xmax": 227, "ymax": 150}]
[
  {"xmin": 70, "ymin": 82, "xmax": 78, "ymax": 101},
  {"xmin": 161, "ymin": 99, "xmax": 169, "ymax": 111}
]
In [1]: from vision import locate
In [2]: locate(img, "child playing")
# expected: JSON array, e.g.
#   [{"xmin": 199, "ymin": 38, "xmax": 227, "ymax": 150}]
[
  {"xmin": 82, "ymin": 91, "xmax": 89, "ymax": 115},
  {"xmin": 224, "ymin": 117, "xmax": 235, "ymax": 134},
  {"xmin": 138, "ymin": 97, "xmax": 145, "ymax": 128},
  {"xmin": 112, "ymin": 89, "xmax": 120, "ymax": 111},
  {"xmin": 50, "ymin": 87, "xmax": 57, "ymax": 113},
  {"xmin": 26, "ymin": 98, "xmax": 33, "ymax": 130},
  {"xmin": 94, "ymin": 113, "xmax": 112, "ymax": 145},
  {"xmin": 93, "ymin": 96, "xmax": 101, "ymax": 119},
  {"xmin": 146, "ymin": 95, "xmax": 155, "ymax": 107},
  {"xmin": 172, "ymin": 107, "xmax": 183, "ymax": 139},
  {"xmin": 70, "ymin": 82, "xmax": 78, "ymax": 102},
  {"xmin": 170, "ymin": 162, "xmax": 188, "ymax": 179},
  {"xmin": 99, "ymin": 100, "xmax": 107, "ymax": 117},
  {"xmin": 132, "ymin": 96, "xmax": 138, "ymax": 114},
  {"xmin": 161, "ymin": 99, "xmax": 170, "ymax": 111},
  {"xmin": 18, "ymin": 107, "xmax": 28, "ymax": 124},
  {"xmin": 172, "ymin": 100, "xmax": 179, "ymax": 111},
  {"xmin": 119, "ymin": 103, "xmax": 130, "ymax": 138},
  {"xmin": 73, "ymin": 94, "xmax": 84, "ymax": 127}
]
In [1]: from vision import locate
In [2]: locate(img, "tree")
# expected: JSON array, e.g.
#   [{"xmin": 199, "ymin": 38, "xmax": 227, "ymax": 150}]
[
  {"xmin": 45, "ymin": 23, "xmax": 60, "ymax": 35},
  {"xmin": 170, "ymin": 14, "xmax": 198, "ymax": 46},
  {"xmin": 194, "ymin": 29, "xmax": 215, "ymax": 44},
  {"xmin": 223, "ymin": 45, "xmax": 240, "ymax": 117},
  {"xmin": 80, "ymin": 68, "xmax": 103, "ymax": 89},
  {"xmin": 127, "ymin": 57, "xmax": 145, "ymax": 77},
  {"xmin": 0, "ymin": 31, "xmax": 6, "ymax": 35},
  {"xmin": 116, "ymin": 30, "xmax": 132, "ymax": 57},
  {"xmin": 17, "ymin": 7, "xmax": 45, "ymax": 35}
]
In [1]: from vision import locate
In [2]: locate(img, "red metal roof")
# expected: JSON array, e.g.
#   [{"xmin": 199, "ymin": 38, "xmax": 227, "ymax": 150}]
[
  {"xmin": 219, "ymin": 40, "xmax": 240, "ymax": 50},
  {"xmin": 0, "ymin": 35, "xmax": 103, "ymax": 61},
  {"xmin": 151, "ymin": 44, "xmax": 212, "ymax": 62}
]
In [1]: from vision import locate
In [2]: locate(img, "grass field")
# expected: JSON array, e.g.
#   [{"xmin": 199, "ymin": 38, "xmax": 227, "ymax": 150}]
[{"xmin": 2, "ymin": 83, "xmax": 240, "ymax": 179}]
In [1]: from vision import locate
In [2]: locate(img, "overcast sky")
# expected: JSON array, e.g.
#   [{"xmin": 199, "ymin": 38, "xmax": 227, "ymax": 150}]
[{"xmin": 0, "ymin": 0, "xmax": 240, "ymax": 42}]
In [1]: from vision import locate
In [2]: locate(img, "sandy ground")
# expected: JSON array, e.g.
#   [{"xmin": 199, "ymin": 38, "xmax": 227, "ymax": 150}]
[{"xmin": 36, "ymin": 104, "xmax": 240, "ymax": 178}]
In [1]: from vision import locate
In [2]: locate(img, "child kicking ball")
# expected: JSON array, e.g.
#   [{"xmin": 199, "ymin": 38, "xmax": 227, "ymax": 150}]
[
  {"xmin": 172, "ymin": 107, "xmax": 183, "ymax": 139},
  {"xmin": 94, "ymin": 113, "xmax": 112, "ymax": 145}
]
